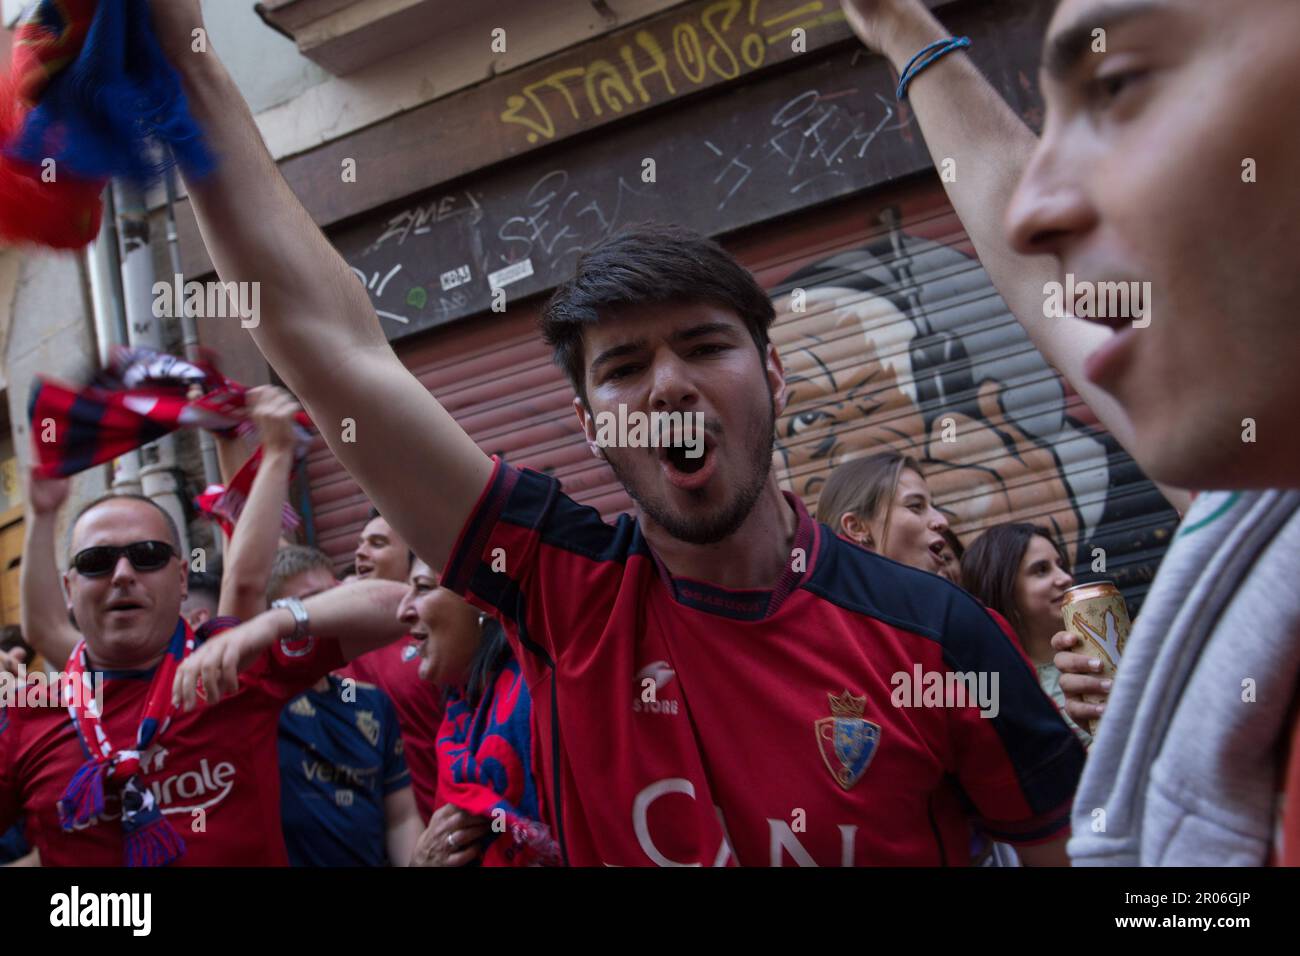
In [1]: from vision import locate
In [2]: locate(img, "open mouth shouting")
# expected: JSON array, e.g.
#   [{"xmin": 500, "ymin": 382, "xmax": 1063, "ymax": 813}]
[{"xmin": 659, "ymin": 435, "xmax": 717, "ymax": 491}]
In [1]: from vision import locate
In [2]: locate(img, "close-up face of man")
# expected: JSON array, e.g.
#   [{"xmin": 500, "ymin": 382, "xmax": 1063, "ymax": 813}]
[
  {"xmin": 576, "ymin": 301, "xmax": 787, "ymax": 546},
  {"xmin": 354, "ymin": 516, "xmax": 411, "ymax": 582},
  {"xmin": 1007, "ymin": 0, "xmax": 1300, "ymax": 490},
  {"xmin": 64, "ymin": 497, "xmax": 187, "ymax": 670}
]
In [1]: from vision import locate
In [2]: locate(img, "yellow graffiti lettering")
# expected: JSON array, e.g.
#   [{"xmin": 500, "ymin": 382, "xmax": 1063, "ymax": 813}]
[
  {"xmin": 584, "ymin": 58, "xmax": 635, "ymax": 117},
  {"xmin": 702, "ymin": 0, "xmax": 744, "ymax": 80},
  {"xmin": 760, "ymin": 1, "xmax": 823, "ymax": 27},
  {"xmin": 537, "ymin": 68, "xmax": 587, "ymax": 120},
  {"xmin": 620, "ymin": 30, "xmax": 677, "ymax": 103},
  {"xmin": 500, "ymin": 93, "xmax": 553, "ymax": 143},
  {"xmin": 672, "ymin": 22, "xmax": 707, "ymax": 84},
  {"xmin": 765, "ymin": 10, "xmax": 844, "ymax": 46},
  {"xmin": 499, "ymin": 68, "xmax": 586, "ymax": 143},
  {"xmin": 500, "ymin": 0, "xmax": 841, "ymax": 142}
]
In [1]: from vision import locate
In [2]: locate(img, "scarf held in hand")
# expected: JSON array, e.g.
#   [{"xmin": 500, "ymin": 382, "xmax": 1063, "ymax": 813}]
[{"xmin": 0, "ymin": 0, "xmax": 213, "ymax": 249}]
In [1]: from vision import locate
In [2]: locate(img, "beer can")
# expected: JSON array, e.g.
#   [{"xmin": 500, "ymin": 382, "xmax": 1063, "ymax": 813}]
[{"xmin": 1061, "ymin": 580, "xmax": 1132, "ymax": 734}]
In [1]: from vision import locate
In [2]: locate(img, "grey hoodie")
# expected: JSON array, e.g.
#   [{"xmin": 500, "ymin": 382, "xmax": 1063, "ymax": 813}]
[{"xmin": 1069, "ymin": 490, "xmax": 1300, "ymax": 865}]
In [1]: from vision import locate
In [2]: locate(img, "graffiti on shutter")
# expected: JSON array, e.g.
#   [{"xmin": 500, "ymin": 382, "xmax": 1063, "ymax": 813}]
[{"xmin": 766, "ymin": 206, "xmax": 1176, "ymax": 610}]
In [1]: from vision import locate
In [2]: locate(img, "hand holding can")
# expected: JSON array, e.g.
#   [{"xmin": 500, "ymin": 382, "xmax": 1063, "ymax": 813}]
[{"xmin": 1060, "ymin": 581, "xmax": 1132, "ymax": 734}]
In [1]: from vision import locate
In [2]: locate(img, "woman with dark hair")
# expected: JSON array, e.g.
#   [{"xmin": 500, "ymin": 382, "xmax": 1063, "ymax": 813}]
[
  {"xmin": 400, "ymin": 557, "xmax": 557, "ymax": 866},
  {"xmin": 961, "ymin": 523, "xmax": 1090, "ymax": 746},
  {"xmin": 816, "ymin": 450, "xmax": 958, "ymax": 578}
]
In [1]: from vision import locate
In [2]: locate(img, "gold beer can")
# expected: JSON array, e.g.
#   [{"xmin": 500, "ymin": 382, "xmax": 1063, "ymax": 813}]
[{"xmin": 1060, "ymin": 580, "xmax": 1132, "ymax": 734}]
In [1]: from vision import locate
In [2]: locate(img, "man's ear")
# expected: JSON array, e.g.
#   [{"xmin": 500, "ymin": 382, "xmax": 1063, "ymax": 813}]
[
  {"xmin": 766, "ymin": 342, "xmax": 788, "ymax": 416},
  {"xmin": 839, "ymin": 512, "xmax": 875, "ymax": 550},
  {"xmin": 573, "ymin": 396, "xmax": 604, "ymax": 460}
]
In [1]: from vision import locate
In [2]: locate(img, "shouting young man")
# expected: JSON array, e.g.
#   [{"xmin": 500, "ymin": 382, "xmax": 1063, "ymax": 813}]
[{"xmin": 149, "ymin": 0, "xmax": 1084, "ymax": 865}]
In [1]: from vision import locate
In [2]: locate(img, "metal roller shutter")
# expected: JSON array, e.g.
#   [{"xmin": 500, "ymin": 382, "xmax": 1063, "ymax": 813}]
[{"xmin": 307, "ymin": 176, "xmax": 1177, "ymax": 610}]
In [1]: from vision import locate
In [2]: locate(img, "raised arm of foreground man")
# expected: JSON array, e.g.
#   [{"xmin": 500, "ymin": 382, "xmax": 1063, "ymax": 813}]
[
  {"xmin": 840, "ymin": 0, "xmax": 1190, "ymax": 513},
  {"xmin": 151, "ymin": 1, "xmax": 492, "ymax": 570}
]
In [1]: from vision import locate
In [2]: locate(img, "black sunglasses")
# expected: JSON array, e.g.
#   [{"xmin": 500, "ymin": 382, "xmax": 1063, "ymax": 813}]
[{"xmin": 71, "ymin": 541, "xmax": 177, "ymax": 578}]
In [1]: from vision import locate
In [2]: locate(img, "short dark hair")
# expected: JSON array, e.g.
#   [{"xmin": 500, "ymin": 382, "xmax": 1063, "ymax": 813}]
[
  {"xmin": 70, "ymin": 494, "xmax": 182, "ymax": 556},
  {"xmin": 268, "ymin": 545, "xmax": 336, "ymax": 602},
  {"xmin": 187, "ymin": 570, "xmax": 222, "ymax": 605},
  {"xmin": 541, "ymin": 223, "xmax": 776, "ymax": 402},
  {"xmin": 961, "ymin": 523, "xmax": 1069, "ymax": 637}
]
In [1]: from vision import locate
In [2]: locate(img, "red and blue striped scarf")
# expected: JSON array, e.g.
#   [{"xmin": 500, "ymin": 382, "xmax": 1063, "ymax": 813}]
[
  {"xmin": 59, "ymin": 617, "xmax": 194, "ymax": 867},
  {"xmin": 29, "ymin": 346, "xmax": 311, "ymax": 535},
  {"xmin": 0, "ymin": 0, "xmax": 212, "ymax": 248},
  {"xmin": 437, "ymin": 656, "xmax": 559, "ymax": 866}
]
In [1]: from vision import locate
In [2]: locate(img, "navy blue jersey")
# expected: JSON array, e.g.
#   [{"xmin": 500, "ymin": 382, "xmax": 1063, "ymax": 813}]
[{"xmin": 278, "ymin": 674, "xmax": 409, "ymax": 867}]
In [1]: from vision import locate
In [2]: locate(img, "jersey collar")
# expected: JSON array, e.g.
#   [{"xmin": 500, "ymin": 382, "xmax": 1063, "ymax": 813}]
[{"xmin": 650, "ymin": 491, "xmax": 818, "ymax": 621}]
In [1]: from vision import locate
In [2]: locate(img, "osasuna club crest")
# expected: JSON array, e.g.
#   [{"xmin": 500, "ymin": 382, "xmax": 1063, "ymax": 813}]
[{"xmin": 815, "ymin": 690, "xmax": 881, "ymax": 790}]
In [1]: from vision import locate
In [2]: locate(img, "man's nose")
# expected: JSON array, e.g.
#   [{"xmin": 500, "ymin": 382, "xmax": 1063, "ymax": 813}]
[
  {"xmin": 647, "ymin": 351, "xmax": 698, "ymax": 411},
  {"xmin": 1005, "ymin": 131, "xmax": 1097, "ymax": 260},
  {"xmin": 109, "ymin": 553, "xmax": 137, "ymax": 585}
]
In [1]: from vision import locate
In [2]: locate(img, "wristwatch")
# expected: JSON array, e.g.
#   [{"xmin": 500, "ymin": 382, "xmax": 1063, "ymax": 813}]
[{"xmin": 270, "ymin": 597, "xmax": 314, "ymax": 658}]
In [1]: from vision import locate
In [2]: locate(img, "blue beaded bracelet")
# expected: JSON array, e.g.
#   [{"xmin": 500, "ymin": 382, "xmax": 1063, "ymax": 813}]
[{"xmin": 896, "ymin": 36, "xmax": 972, "ymax": 99}]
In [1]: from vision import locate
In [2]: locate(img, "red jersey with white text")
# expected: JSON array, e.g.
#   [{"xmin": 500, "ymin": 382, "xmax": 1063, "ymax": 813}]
[
  {"xmin": 441, "ymin": 459, "xmax": 1085, "ymax": 866},
  {"xmin": 341, "ymin": 637, "xmax": 443, "ymax": 820},
  {"xmin": 0, "ymin": 621, "xmax": 345, "ymax": 866}
]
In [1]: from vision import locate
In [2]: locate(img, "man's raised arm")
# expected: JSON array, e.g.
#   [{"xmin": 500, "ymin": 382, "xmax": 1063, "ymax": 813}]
[
  {"xmin": 19, "ymin": 470, "xmax": 80, "ymax": 665},
  {"xmin": 149, "ymin": 1, "xmax": 492, "ymax": 570},
  {"xmin": 840, "ymin": 1, "xmax": 1188, "ymax": 513}
]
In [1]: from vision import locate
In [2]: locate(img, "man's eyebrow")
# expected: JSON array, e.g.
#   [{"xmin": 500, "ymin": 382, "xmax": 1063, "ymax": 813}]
[
  {"xmin": 1043, "ymin": 0, "xmax": 1165, "ymax": 81},
  {"xmin": 589, "ymin": 339, "xmax": 648, "ymax": 375},
  {"xmin": 670, "ymin": 321, "xmax": 739, "ymax": 343}
]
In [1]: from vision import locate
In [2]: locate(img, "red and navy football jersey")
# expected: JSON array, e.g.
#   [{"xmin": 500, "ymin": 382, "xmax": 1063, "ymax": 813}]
[
  {"xmin": 0, "ymin": 620, "xmax": 345, "ymax": 866},
  {"xmin": 442, "ymin": 459, "xmax": 1085, "ymax": 866}
]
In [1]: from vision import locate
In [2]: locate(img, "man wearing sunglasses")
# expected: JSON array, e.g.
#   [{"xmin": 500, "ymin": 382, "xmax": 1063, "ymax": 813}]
[{"xmin": 1, "ymin": 480, "xmax": 410, "ymax": 866}]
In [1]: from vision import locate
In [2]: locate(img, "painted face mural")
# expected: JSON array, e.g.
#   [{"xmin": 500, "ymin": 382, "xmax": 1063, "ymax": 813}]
[{"xmin": 771, "ymin": 219, "xmax": 1120, "ymax": 569}]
